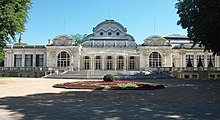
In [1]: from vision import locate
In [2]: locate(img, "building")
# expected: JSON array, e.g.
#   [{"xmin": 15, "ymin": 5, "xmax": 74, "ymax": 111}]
[{"xmin": 1, "ymin": 20, "xmax": 220, "ymax": 79}]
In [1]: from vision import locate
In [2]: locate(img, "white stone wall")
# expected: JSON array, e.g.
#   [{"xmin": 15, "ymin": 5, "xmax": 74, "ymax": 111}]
[{"xmin": 4, "ymin": 47, "xmax": 46, "ymax": 67}]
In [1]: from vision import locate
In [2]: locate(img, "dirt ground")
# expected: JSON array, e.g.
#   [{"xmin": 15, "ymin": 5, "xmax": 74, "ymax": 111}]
[{"xmin": 0, "ymin": 77, "xmax": 220, "ymax": 120}]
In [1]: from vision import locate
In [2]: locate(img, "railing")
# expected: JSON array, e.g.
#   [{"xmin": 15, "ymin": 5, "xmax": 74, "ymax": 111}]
[
  {"xmin": 173, "ymin": 67, "xmax": 220, "ymax": 71},
  {"xmin": 0, "ymin": 67, "xmax": 49, "ymax": 71}
]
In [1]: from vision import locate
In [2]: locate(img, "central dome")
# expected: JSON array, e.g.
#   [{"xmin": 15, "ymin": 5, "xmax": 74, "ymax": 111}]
[{"xmin": 82, "ymin": 20, "xmax": 137, "ymax": 48}]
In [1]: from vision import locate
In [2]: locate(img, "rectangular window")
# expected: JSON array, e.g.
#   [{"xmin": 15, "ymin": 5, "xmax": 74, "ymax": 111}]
[
  {"xmin": 36, "ymin": 54, "xmax": 44, "ymax": 67},
  {"xmin": 95, "ymin": 60, "xmax": 101, "ymax": 70},
  {"xmin": 129, "ymin": 56, "xmax": 135, "ymax": 70},
  {"xmin": 197, "ymin": 55, "xmax": 204, "ymax": 67},
  {"xmin": 106, "ymin": 56, "xmax": 112, "ymax": 70},
  {"xmin": 107, "ymin": 60, "xmax": 112, "ymax": 70},
  {"xmin": 184, "ymin": 75, "xmax": 190, "ymax": 78},
  {"xmin": 95, "ymin": 56, "xmax": 101, "ymax": 70},
  {"xmin": 84, "ymin": 56, "xmax": 90, "ymax": 70},
  {"xmin": 207, "ymin": 55, "xmax": 215, "ymax": 67},
  {"xmin": 209, "ymin": 75, "xmax": 215, "ymax": 79},
  {"xmin": 25, "ymin": 54, "xmax": 33, "ymax": 67},
  {"xmin": 192, "ymin": 74, "xmax": 198, "ymax": 79},
  {"xmin": 117, "ymin": 59, "xmax": 124, "ymax": 70},
  {"xmin": 186, "ymin": 55, "xmax": 194, "ymax": 67},
  {"xmin": 14, "ymin": 54, "xmax": 22, "ymax": 67}
]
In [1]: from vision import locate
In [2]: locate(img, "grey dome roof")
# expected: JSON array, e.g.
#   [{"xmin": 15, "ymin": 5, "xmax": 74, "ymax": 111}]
[
  {"xmin": 82, "ymin": 20, "xmax": 137, "ymax": 48},
  {"xmin": 82, "ymin": 40, "xmax": 137, "ymax": 48}
]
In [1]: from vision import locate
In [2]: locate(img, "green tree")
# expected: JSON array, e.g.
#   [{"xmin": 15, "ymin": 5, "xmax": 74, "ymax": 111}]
[
  {"xmin": 0, "ymin": 41, "xmax": 4, "ymax": 66},
  {"xmin": 71, "ymin": 33, "xmax": 88, "ymax": 44},
  {"xmin": 14, "ymin": 42, "xmax": 28, "ymax": 46},
  {"xmin": 176, "ymin": 0, "xmax": 220, "ymax": 55},
  {"xmin": 0, "ymin": 0, "xmax": 31, "ymax": 66},
  {"xmin": 0, "ymin": 0, "xmax": 31, "ymax": 44}
]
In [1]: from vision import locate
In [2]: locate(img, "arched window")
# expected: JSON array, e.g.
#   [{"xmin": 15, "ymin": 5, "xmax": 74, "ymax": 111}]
[
  {"xmin": 57, "ymin": 51, "xmax": 70, "ymax": 67},
  {"xmin": 117, "ymin": 56, "xmax": 124, "ymax": 70},
  {"xmin": 129, "ymin": 56, "xmax": 135, "ymax": 70},
  {"xmin": 95, "ymin": 56, "xmax": 101, "ymax": 70},
  {"xmin": 84, "ymin": 56, "xmax": 90, "ymax": 70},
  {"xmin": 186, "ymin": 55, "xmax": 194, "ymax": 67},
  {"xmin": 149, "ymin": 52, "xmax": 162, "ymax": 67},
  {"xmin": 106, "ymin": 56, "xmax": 112, "ymax": 70},
  {"xmin": 207, "ymin": 55, "xmax": 215, "ymax": 67}
]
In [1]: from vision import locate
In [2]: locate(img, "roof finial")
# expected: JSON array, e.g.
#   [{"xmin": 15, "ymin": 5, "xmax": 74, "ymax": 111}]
[{"xmin": 18, "ymin": 33, "xmax": 22, "ymax": 45}]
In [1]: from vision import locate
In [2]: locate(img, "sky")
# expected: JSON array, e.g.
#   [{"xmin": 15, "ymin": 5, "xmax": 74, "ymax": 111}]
[{"xmin": 20, "ymin": 0, "xmax": 187, "ymax": 45}]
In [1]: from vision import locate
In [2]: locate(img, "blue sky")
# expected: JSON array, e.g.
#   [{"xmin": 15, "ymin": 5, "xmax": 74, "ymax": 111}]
[{"xmin": 21, "ymin": 0, "xmax": 186, "ymax": 45}]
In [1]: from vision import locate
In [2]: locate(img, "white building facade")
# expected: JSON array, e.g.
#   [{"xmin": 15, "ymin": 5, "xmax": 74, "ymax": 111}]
[{"xmin": 2, "ymin": 20, "xmax": 220, "ymax": 79}]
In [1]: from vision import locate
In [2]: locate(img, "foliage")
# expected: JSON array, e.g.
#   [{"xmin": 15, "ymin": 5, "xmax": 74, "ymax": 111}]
[
  {"xmin": 176, "ymin": 0, "xmax": 220, "ymax": 55},
  {"xmin": 71, "ymin": 33, "xmax": 88, "ymax": 44},
  {"xmin": 103, "ymin": 74, "xmax": 115, "ymax": 82},
  {"xmin": 117, "ymin": 83, "xmax": 138, "ymax": 88},
  {"xmin": 0, "ymin": 43, "xmax": 4, "ymax": 66},
  {"xmin": 14, "ymin": 42, "xmax": 28, "ymax": 46},
  {"xmin": 0, "ymin": 0, "xmax": 32, "ymax": 45}
]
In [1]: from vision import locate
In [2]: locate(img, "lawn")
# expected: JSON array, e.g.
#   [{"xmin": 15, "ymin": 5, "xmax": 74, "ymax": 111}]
[{"xmin": 53, "ymin": 80, "xmax": 165, "ymax": 90}]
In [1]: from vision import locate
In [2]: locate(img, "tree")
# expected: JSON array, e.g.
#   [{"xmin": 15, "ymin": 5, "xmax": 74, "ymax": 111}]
[
  {"xmin": 71, "ymin": 34, "xmax": 88, "ymax": 44},
  {"xmin": 176, "ymin": 0, "xmax": 220, "ymax": 55},
  {"xmin": 0, "ymin": 0, "xmax": 31, "ymax": 44},
  {"xmin": 0, "ymin": 0, "xmax": 31, "ymax": 66},
  {"xmin": 0, "ymin": 41, "xmax": 4, "ymax": 66}
]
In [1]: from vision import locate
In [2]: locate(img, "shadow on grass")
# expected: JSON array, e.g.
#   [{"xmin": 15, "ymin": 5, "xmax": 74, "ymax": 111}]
[{"xmin": 0, "ymin": 79, "xmax": 220, "ymax": 120}]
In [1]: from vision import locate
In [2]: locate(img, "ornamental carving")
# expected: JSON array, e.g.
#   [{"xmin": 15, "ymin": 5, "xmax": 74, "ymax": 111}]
[
  {"xmin": 50, "ymin": 51, "xmax": 56, "ymax": 58},
  {"xmin": 52, "ymin": 35, "xmax": 75, "ymax": 46},
  {"xmin": 143, "ymin": 35, "xmax": 168, "ymax": 46}
]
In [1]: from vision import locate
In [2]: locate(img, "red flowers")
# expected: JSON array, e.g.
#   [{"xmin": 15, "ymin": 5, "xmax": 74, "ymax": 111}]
[{"xmin": 52, "ymin": 80, "xmax": 165, "ymax": 90}]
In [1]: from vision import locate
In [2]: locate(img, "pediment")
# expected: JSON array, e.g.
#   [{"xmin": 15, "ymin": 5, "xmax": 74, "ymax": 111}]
[{"xmin": 52, "ymin": 35, "xmax": 75, "ymax": 46}]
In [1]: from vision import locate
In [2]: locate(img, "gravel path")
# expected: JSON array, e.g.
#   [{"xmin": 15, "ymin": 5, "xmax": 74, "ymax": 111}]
[{"xmin": 0, "ymin": 78, "xmax": 220, "ymax": 120}]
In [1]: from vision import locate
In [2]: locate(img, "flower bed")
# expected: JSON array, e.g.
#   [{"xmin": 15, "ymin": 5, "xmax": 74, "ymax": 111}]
[{"xmin": 52, "ymin": 80, "xmax": 165, "ymax": 90}]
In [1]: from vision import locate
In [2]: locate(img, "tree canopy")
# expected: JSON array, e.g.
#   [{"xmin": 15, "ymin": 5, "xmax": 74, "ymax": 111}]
[
  {"xmin": 176, "ymin": 0, "xmax": 220, "ymax": 55},
  {"xmin": 71, "ymin": 34, "xmax": 88, "ymax": 44},
  {"xmin": 0, "ymin": 0, "xmax": 31, "ymax": 66},
  {"xmin": 0, "ymin": 0, "xmax": 32, "ymax": 45}
]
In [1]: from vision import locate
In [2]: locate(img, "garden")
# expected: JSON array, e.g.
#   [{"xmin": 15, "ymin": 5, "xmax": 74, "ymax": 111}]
[{"xmin": 53, "ymin": 74, "xmax": 165, "ymax": 90}]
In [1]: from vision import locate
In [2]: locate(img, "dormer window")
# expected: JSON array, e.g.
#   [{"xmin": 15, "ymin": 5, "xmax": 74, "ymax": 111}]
[
  {"xmin": 100, "ymin": 32, "xmax": 103, "ymax": 36},
  {"xmin": 116, "ymin": 32, "xmax": 120, "ymax": 36},
  {"xmin": 108, "ymin": 32, "xmax": 112, "ymax": 36}
]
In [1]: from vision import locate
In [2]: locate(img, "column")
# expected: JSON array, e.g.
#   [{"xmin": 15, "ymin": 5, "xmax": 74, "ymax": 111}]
[
  {"xmin": 194, "ymin": 54, "xmax": 197, "ymax": 67},
  {"xmin": 204, "ymin": 54, "xmax": 208, "ymax": 67},
  {"xmin": 33, "ymin": 52, "xmax": 36, "ymax": 67},
  {"xmin": 114, "ymin": 55, "xmax": 117, "ymax": 71},
  {"xmin": 22, "ymin": 52, "xmax": 25, "ymax": 67},
  {"xmin": 10, "ymin": 52, "xmax": 12, "ymax": 67},
  {"xmin": 215, "ymin": 55, "xmax": 219, "ymax": 67},
  {"xmin": 90, "ymin": 56, "xmax": 93, "ymax": 71},
  {"xmin": 44, "ymin": 52, "xmax": 47, "ymax": 67},
  {"xmin": 102, "ymin": 55, "xmax": 105, "ymax": 70},
  {"xmin": 182, "ymin": 54, "xmax": 185, "ymax": 68},
  {"xmin": 78, "ymin": 55, "xmax": 81, "ymax": 71},
  {"xmin": 123, "ymin": 55, "xmax": 127, "ymax": 71}
]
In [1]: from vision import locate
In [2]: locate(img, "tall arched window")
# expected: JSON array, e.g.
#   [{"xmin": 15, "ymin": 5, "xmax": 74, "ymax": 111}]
[
  {"xmin": 106, "ymin": 56, "xmax": 112, "ymax": 70},
  {"xmin": 84, "ymin": 56, "xmax": 90, "ymax": 70},
  {"xmin": 95, "ymin": 56, "xmax": 101, "ymax": 70},
  {"xmin": 57, "ymin": 51, "xmax": 70, "ymax": 67},
  {"xmin": 129, "ymin": 56, "xmax": 135, "ymax": 70},
  {"xmin": 149, "ymin": 52, "xmax": 162, "ymax": 67},
  {"xmin": 117, "ymin": 56, "xmax": 124, "ymax": 70}
]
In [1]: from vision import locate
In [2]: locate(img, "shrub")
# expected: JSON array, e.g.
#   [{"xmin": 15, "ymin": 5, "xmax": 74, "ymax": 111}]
[{"xmin": 103, "ymin": 74, "xmax": 115, "ymax": 82}]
